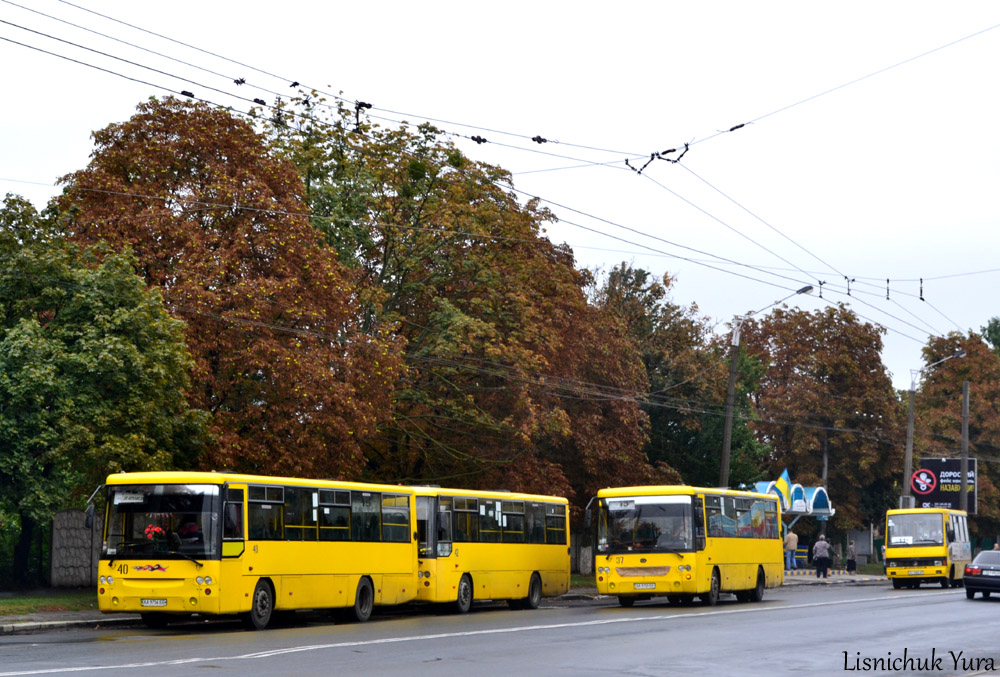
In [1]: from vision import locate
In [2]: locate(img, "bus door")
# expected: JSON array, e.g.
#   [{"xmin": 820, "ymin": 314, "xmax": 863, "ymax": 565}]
[{"xmin": 219, "ymin": 485, "xmax": 247, "ymax": 610}]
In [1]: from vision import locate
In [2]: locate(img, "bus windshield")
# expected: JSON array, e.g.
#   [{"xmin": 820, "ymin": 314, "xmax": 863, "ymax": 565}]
[
  {"xmin": 887, "ymin": 513, "xmax": 944, "ymax": 547},
  {"xmin": 597, "ymin": 495, "xmax": 693, "ymax": 554},
  {"xmin": 104, "ymin": 484, "xmax": 221, "ymax": 560}
]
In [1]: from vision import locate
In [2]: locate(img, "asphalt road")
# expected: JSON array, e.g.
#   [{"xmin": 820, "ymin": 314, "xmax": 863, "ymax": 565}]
[{"xmin": 2, "ymin": 583, "xmax": 996, "ymax": 676}]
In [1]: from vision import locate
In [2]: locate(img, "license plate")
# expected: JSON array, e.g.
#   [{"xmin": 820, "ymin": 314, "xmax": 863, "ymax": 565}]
[
  {"xmin": 634, "ymin": 583, "xmax": 656, "ymax": 590},
  {"xmin": 984, "ymin": 570, "xmax": 1000, "ymax": 577},
  {"xmin": 907, "ymin": 570, "xmax": 924, "ymax": 575},
  {"xmin": 141, "ymin": 598, "xmax": 167, "ymax": 607}
]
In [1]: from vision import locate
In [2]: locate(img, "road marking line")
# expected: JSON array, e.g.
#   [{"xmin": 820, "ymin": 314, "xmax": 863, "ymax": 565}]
[{"xmin": 0, "ymin": 590, "xmax": 958, "ymax": 675}]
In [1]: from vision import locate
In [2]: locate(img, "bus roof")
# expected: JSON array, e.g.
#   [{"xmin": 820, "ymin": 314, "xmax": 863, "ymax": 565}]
[
  {"xmin": 103, "ymin": 470, "xmax": 416, "ymax": 494},
  {"xmin": 410, "ymin": 485, "xmax": 567, "ymax": 504},
  {"xmin": 597, "ymin": 485, "xmax": 775, "ymax": 500},
  {"xmin": 886, "ymin": 507, "xmax": 968, "ymax": 517}
]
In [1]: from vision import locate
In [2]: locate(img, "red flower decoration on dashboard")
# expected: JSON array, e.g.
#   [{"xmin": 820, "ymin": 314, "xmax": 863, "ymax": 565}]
[{"xmin": 144, "ymin": 525, "xmax": 165, "ymax": 541}]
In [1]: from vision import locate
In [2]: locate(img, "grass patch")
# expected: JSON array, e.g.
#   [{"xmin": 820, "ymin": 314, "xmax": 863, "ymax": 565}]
[
  {"xmin": 0, "ymin": 589, "xmax": 98, "ymax": 616},
  {"xmin": 571, "ymin": 573, "xmax": 595, "ymax": 589}
]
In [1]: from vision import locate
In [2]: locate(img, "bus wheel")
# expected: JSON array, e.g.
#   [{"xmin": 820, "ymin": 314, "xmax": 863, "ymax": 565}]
[
  {"xmin": 735, "ymin": 591, "xmax": 750, "ymax": 603},
  {"xmin": 701, "ymin": 569, "xmax": 720, "ymax": 606},
  {"xmin": 141, "ymin": 612, "xmax": 170, "ymax": 629},
  {"xmin": 524, "ymin": 573, "xmax": 542, "ymax": 610},
  {"xmin": 350, "ymin": 577, "xmax": 374, "ymax": 622},
  {"xmin": 749, "ymin": 568, "xmax": 765, "ymax": 603},
  {"xmin": 455, "ymin": 574, "xmax": 473, "ymax": 614},
  {"xmin": 892, "ymin": 579, "xmax": 903, "ymax": 590},
  {"xmin": 243, "ymin": 580, "xmax": 274, "ymax": 630},
  {"xmin": 618, "ymin": 596, "xmax": 635, "ymax": 608},
  {"xmin": 941, "ymin": 575, "xmax": 951, "ymax": 589}
]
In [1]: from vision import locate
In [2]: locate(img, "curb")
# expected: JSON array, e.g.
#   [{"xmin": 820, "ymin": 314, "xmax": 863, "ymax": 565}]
[{"xmin": 1, "ymin": 615, "xmax": 141, "ymax": 636}]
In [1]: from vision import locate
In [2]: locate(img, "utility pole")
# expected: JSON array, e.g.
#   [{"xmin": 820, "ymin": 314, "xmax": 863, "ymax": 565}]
[
  {"xmin": 960, "ymin": 380, "xmax": 970, "ymax": 512},
  {"xmin": 901, "ymin": 387, "xmax": 916, "ymax": 509},
  {"xmin": 718, "ymin": 320, "xmax": 742, "ymax": 489}
]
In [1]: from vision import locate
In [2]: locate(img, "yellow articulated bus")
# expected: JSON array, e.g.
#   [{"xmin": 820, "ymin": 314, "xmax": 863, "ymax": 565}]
[
  {"xmin": 885, "ymin": 507, "xmax": 971, "ymax": 589},
  {"xmin": 412, "ymin": 487, "xmax": 570, "ymax": 611},
  {"xmin": 94, "ymin": 471, "xmax": 421, "ymax": 629},
  {"xmin": 589, "ymin": 485, "xmax": 783, "ymax": 607}
]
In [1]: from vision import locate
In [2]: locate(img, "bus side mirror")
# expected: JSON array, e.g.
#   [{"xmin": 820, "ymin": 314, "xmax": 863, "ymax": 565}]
[
  {"xmin": 947, "ymin": 526, "xmax": 955, "ymax": 543},
  {"xmin": 584, "ymin": 508, "xmax": 592, "ymax": 529},
  {"xmin": 85, "ymin": 504, "xmax": 95, "ymax": 529}
]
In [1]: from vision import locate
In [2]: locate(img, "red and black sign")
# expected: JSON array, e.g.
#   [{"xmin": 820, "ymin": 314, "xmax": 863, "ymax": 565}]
[{"xmin": 911, "ymin": 469, "xmax": 936, "ymax": 495}]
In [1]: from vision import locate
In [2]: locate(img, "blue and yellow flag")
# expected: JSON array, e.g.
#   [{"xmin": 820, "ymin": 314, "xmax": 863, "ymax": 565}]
[{"xmin": 774, "ymin": 469, "xmax": 792, "ymax": 509}]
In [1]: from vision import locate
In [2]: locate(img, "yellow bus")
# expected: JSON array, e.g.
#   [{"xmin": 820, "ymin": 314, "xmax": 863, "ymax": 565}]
[
  {"xmin": 885, "ymin": 507, "xmax": 971, "ymax": 589},
  {"xmin": 589, "ymin": 485, "xmax": 783, "ymax": 606},
  {"xmin": 413, "ymin": 487, "xmax": 570, "ymax": 611},
  {"xmin": 94, "ymin": 471, "xmax": 420, "ymax": 629}
]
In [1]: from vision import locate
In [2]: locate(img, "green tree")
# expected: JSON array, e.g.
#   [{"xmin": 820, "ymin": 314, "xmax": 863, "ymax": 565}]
[
  {"xmin": 0, "ymin": 194, "xmax": 206, "ymax": 585},
  {"xmin": 982, "ymin": 318, "xmax": 1000, "ymax": 357},
  {"xmin": 56, "ymin": 98, "xmax": 403, "ymax": 480},
  {"xmin": 591, "ymin": 263, "xmax": 754, "ymax": 486},
  {"xmin": 741, "ymin": 304, "xmax": 903, "ymax": 529}
]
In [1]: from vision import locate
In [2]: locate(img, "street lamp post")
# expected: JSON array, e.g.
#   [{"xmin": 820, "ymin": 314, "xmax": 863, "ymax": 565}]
[
  {"xmin": 719, "ymin": 285, "xmax": 813, "ymax": 488},
  {"xmin": 900, "ymin": 350, "xmax": 966, "ymax": 508}
]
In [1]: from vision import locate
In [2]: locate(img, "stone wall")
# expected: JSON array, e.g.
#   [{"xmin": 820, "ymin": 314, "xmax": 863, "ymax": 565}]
[{"xmin": 50, "ymin": 509, "xmax": 101, "ymax": 587}]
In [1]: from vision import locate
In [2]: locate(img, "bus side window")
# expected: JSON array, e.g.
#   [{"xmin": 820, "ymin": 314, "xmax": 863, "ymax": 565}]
[
  {"xmin": 693, "ymin": 497, "xmax": 706, "ymax": 550},
  {"xmin": 225, "ymin": 489, "xmax": 244, "ymax": 540}
]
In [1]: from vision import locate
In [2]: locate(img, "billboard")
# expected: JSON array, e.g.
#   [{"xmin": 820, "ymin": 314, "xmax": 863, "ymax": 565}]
[{"xmin": 912, "ymin": 458, "xmax": 976, "ymax": 513}]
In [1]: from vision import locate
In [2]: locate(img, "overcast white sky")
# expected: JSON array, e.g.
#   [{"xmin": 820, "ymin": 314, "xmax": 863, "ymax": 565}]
[{"xmin": 2, "ymin": 1, "xmax": 999, "ymax": 392}]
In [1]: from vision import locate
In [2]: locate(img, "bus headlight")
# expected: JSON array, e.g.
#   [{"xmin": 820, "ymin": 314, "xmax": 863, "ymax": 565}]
[
  {"xmin": 196, "ymin": 576, "xmax": 204, "ymax": 585},
  {"xmin": 100, "ymin": 576, "xmax": 106, "ymax": 584},
  {"xmin": 107, "ymin": 576, "xmax": 114, "ymax": 585}
]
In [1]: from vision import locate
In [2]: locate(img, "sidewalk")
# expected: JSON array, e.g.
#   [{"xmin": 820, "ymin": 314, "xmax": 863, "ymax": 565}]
[{"xmin": 781, "ymin": 568, "xmax": 888, "ymax": 586}]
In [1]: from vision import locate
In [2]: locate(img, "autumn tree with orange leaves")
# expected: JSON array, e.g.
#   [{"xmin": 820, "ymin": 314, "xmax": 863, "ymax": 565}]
[
  {"xmin": 261, "ymin": 95, "xmax": 667, "ymax": 507},
  {"xmin": 740, "ymin": 304, "xmax": 903, "ymax": 529},
  {"xmin": 56, "ymin": 97, "xmax": 403, "ymax": 480},
  {"xmin": 913, "ymin": 333, "xmax": 1000, "ymax": 535}
]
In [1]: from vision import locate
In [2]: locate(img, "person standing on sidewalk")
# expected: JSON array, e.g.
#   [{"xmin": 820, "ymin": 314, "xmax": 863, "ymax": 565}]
[
  {"xmin": 812, "ymin": 535, "xmax": 831, "ymax": 578},
  {"xmin": 847, "ymin": 540, "xmax": 857, "ymax": 575},
  {"xmin": 784, "ymin": 528, "xmax": 799, "ymax": 570}
]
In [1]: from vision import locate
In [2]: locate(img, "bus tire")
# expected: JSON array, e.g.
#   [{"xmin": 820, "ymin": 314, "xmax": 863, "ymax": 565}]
[
  {"xmin": 702, "ymin": 569, "xmax": 720, "ymax": 606},
  {"xmin": 618, "ymin": 596, "xmax": 635, "ymax": 608},
  {"xmin": 735, "ymin": 591, "xmax": 750, "ymax": 603},
  {"xmin": 524, "ymin": 573, "xmax": 542, "ymax": 610},
  {"xmin": 891, "ymin": 579, "xmax": 903, "ymax": 589},
  {"xmin": 941, "ymin": 575, "xmax": 950, "ymax": 589},
  {"xmin": 749, "ymin": 568, "xmax": 765, "ymax": 603},
  {"xmin": 141, "ymin": 612, "xmax": 170, "ymax": 629},
  {"xmin": 243, "ymin": 579, "xmax": 274, "ymax": 630},
  {"xmin": 352, "ymin": 577, "xmax": 374, "ymax": 622},
  {"xmin": 455, "ymin": 574, "xmax": 473, "ymax": 614}
]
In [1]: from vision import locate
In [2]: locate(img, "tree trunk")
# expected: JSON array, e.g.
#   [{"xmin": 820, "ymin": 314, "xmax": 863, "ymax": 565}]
[{"xmin": 13, "ymin": 513, "xmax": 37, "ymax": 587}]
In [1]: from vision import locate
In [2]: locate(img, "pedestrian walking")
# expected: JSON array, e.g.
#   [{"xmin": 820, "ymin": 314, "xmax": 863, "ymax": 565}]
[
  {"xmin": 812, "ymin": 535, "xmax": 831, "ymax": 579},
  {"xmin": 784, "ymin": 529, "xmax": 799, "ymax": 570},
  {"xmin": 847, "ymin": 540, "xmax": 857, "ymax": 575}
]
